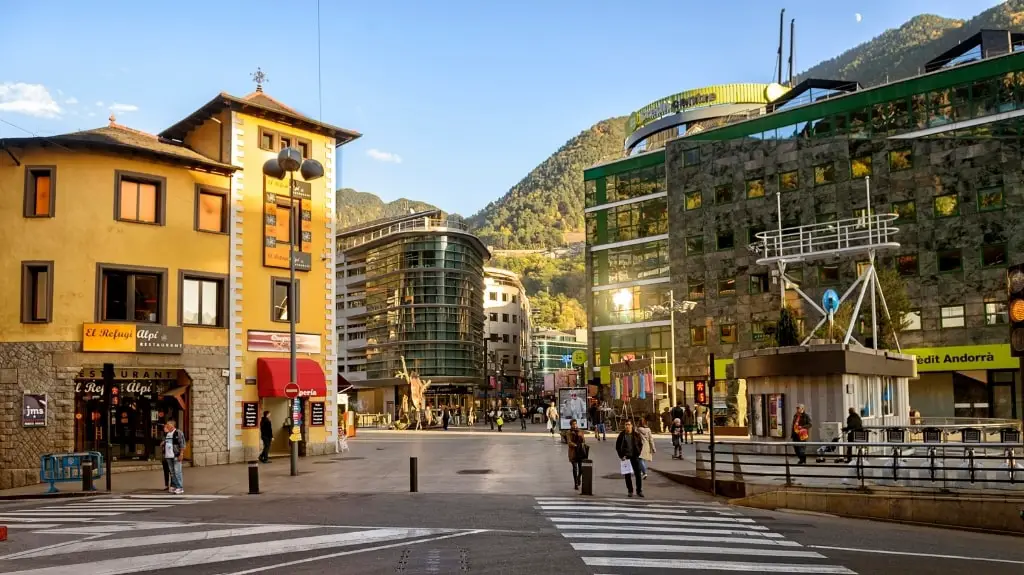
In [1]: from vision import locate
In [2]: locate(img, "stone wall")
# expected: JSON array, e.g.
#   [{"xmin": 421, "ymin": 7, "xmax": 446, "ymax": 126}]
[
  {"xmin": 0, "ymin": 342, "xmax": 229, "ymax": 490},
  {"xmin": 665, "ymin": 128, "xmax": 1024, "ymax": 377}
]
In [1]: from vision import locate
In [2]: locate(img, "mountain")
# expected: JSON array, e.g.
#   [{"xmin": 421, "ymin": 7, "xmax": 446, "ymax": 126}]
[
  {"xmin": 468, "ymin": 116, "xmax": 628, "ymax": 250},
  {"xmin": 798, "ymin": 1, "xmax": 1024, "ymax": 86},
  {"xmin": 335, "ymin": 188, "xmax": 440, "ymax": 230}
]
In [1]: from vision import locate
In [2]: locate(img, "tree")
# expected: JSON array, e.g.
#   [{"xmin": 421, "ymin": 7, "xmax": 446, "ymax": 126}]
[{"xmin": 777, "ymin": 306, "xmax": 800, "ymax": 346}]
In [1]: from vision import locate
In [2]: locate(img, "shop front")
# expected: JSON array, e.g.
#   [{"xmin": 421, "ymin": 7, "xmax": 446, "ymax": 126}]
[
  {"xmin": 424, "ymin": 384, "xmax": 474, "ymax": 420},
  {"xmin": 255, "ymin": 357, "xmax": 328, "ymax": 457},
  {"xmin": 905, "ymin": 344, "xmax": 1021, "ymax": 420}
]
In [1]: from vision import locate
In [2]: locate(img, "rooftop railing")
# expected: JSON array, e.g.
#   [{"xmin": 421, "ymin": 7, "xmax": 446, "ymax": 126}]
[
  {"xmin": 751, "ymin": 213, "xmax": 900, "ymax": 265},
  {"xmin": 341, "ymin": 217, "xmax": 470, "ymax": 250}
]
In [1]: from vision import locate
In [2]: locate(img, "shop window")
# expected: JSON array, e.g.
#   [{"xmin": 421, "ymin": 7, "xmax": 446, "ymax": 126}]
[
  {"xmin": 690, "ymin": 325, "xmax": 707, "ymax": 346},
  {"xmin": 746, "ymin": 177, "xmax": 765, "ymax": 199},
  {"xmin": 889, "ymin": 149, "xmax": 913, "ymax": 171},
  {"xmin": 21, "ymin": 261, "xmax": 53, "ymax": 323},
  {"xmin": 985, "ymin": 301, "xmax": 1009, "ymax": 326},
  {"xmin": 716, "ymin": 230, "xmax": 734, "ymax": 251},
  {"xmin": 814, "ymin": 163, "xmax": 835, "ymax": 186},
  {"xmin": 905, "ymin": 310, "xmax": 921, "ymax": 331},
  {"xmin": 779, "ymin": 170, "xmax": 799, "ymax": 192},
  {"xmin": 982, "ymin": 244, "xmax": 1007, "ymax": 267},
  {"xmin": 720, "ymin": 324, "xmax": 737, "ymax": 344},
  {"xmin": 23, "ymin": 166, "xmax": 56, "ymax": 218},
  {"xmin": 686, "ymin": 235, "xmax": 704, "ymax": 255},
  {"xmin": 819, "ymin": 265, "xmax": 840, "ymax": 284},
  {"xmin": 933, "ymin": 194, "xmax": 959, "ymax": 218},
  {"xmin": 937, "ymin": 249, "xmax": 963, "ymax": 273},
  {"xmin": 750, "ymin": 272, "xmax": 770, "ymax": 294},
  {"xmin": 978, "ymin": 186, "xmax": 1005, "ymax": 212},
  {"xmin": 892, "ymin": 200, "xmax": 916, "ymax": 223},
  {"xmin": 99, "ymin": 265, "xmax": 164, "ymax": 323},
  {"xmin": 715, "ymin": 184, "xmax": 733, "ymax": 204},
  {"xmin": 259, "ymin": 127, "xmax": 277, "ymax": 151},
  {"xmin": 195, "ymin": 185, "xmax": 228, "ymax": 233},
  {"xmin": 684, "ymin": 189, "xmax": 702, "ymax": 210},
  {"xmin": 682, "ymin": 148, "xmax": 700, "ymax": 166},
  {"xmin": 897, "ymin": 254, "xmax": 918, "ymax": 276},
  {"xmin": 851, "ymin": 155, "xmax": 872, "ymax": 179},
  {"xmin": 271, "ymin": 277, "xmax": 300, "ymax": 322},
  {"xmin": 718, "ymin": 278, "xmax": 736, "ymax": 297},
  {"xmin": 688, "ymin": 278, "xmax": 705, "ymax": 300},
  {"xmin": 115, "ymin": 171, "xmax": 165, "ymax": 225},
  {"xmin": 181, "ymin": 273, "xmax": 226, "ymax": 327},
  {"xmin": 940, "ymin": 305, "xmax": 965, "ymax": 328}
]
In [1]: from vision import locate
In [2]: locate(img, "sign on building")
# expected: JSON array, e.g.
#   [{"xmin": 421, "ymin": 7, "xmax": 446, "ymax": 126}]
[{"xmin": 23, "ymin": 394, "xmax": 47, "ymax": 427}]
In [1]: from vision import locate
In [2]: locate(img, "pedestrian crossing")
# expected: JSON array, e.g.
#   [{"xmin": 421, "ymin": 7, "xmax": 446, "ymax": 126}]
[
  {"xmin": 535, "ymin": 497, "xmax": 857, "ymax": 574},
  {"xmin": 0, "ymin": 494, "xmax": 230, "ymax": 529}
]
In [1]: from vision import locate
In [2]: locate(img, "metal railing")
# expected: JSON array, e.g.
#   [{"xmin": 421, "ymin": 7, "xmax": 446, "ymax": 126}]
[
  {"xmin": 341, "ymin": 217, "xmax": 470, "ymax": 250},
  {"xmin": 696, "ymin": 439, "xmax": 1024, "ymax": 491},
  {"xmin": 751, "ymin": 213, "xmax": 900, "ymax": 265}
]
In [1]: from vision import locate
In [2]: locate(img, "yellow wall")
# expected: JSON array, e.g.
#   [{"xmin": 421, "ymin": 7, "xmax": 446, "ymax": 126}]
[{"xmin": 0, "ymin": 148, "xmax": 231, "ymax": 348}]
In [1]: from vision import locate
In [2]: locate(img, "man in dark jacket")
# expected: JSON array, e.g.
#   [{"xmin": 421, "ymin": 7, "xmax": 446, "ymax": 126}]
[
  {"xmin": 843, "ymin": 407, "xmax": 864, "ymax": 462},
  {"xmin": 670, "ymin": 402, "xmax": 685, "ymax": 425},
  {"xmin": 260, "ymin": 411, "xmax": 273, "ymax": 463},
  {"xmin": 614, "ymin": 420, "xmax": 645, "ymax": 498}
]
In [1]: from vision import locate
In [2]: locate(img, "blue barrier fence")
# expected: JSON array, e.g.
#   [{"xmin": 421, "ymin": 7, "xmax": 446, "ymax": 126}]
[{"xmin": 39, "ymin": 452, "xmax": 104, "ymax": 493}]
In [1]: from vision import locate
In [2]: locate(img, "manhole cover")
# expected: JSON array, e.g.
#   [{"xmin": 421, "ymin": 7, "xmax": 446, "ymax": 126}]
[
  {"xmin": 331, "ymin": 456, "xmax": 366, "ymax": 461},
  {"xmin": 396, "ymin": 547, "xmax": 468, "ymax": 573},
  {"xmin": 457, "ymin": 469, "xmax": 493, "ymax": 475}
]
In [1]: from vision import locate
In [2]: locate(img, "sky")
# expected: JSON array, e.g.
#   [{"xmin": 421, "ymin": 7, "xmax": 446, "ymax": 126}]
[{"xmin": 0, "ymin": 0, "xmax": 1006, "ymax": 216}]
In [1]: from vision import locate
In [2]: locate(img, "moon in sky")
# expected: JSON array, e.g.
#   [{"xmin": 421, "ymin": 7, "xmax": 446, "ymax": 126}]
[{"xmin": 856, "ymin": 13, "xmax": 863, "ymax": 23}]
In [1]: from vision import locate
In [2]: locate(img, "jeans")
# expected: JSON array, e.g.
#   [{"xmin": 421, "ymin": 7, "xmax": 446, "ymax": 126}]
[
  {"xmin": 596, "ymin": 423, "xmax": 606, "ymax": 439},
  {"xmin": 571, "ymin": 460, "xmax": 583, "ymax": 486},
  {"xmin": 161, "ymin": 458, "xmax": 170, "ymax": 487},
  {"xmin": 793, "ymin": 443, "xmax": 807, "ymax": 463},
  {"xmin": 622, "ymin": 457, "xmax": 643, "ymax": 494},
  {"xmin": 521, "ymin": 416, "xmax": 527, "ymax": 430},
  {"xmin": 260, "ymin": 437, "xmax": 271, "ymax": 462},
  {"xmin": 639, "ymin": 458, "xmax": 649, "ymax": 474},
  {"xmin": 167, "ymin": 458, "xmax": 183, "ymax": 490}
]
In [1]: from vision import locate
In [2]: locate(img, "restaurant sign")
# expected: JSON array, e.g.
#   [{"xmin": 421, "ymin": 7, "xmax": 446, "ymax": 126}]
[
  {"xmin": 82, "ymin": 324, "xmax": 183, "ymax": 354},
  {"xmin": 247, "ymin": 331, "xmax": 322, "ymax": 354},
  {"xmin": 904, "ymin": 344, "xmax": 1019, "ymax": 372},
  {"xmin": 263, "ymin": 176, "xmax": 313, "ymax": 271}
]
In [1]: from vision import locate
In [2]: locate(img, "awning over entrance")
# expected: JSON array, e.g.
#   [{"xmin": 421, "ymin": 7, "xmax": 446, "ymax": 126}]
[{"xmin": 257, "ymin": 358, "xmax": 328, "ymax": 398}]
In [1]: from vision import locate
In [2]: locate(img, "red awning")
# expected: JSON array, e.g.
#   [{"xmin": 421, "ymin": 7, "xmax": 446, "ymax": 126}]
[{"xmin": 257, "ymin": 358, "xmax": 328, "ymax": 398}]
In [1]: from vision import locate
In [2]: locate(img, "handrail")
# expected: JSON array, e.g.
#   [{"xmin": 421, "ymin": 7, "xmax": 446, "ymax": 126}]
[{"xmin": 751, "ymin": 213, "xmax": 900, "ymax": 264}]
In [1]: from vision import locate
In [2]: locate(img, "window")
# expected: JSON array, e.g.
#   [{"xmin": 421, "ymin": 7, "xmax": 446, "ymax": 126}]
[
  {"xmin": 715, "ymin": 184, "xmax": 733, "ymax": 204},
  {"xmin": 280, "ymin": 136, "xmax": 292, "ymax": 150},
  {"xmin": 897, "ymin": 254, "xmax": 918, "ymax": 276},
  {"xmin": 940, "ymin": 305, "xmax": 965, "ymax": 328},
  {"xmin": 259, "ymin": 127, "xmax": 276, "ymax": 151},
  {"xmin": 688, "ymin": 278, "xmax": 705, "ymax": 300},
  {"xmin": 297, "ymin": 139, "xmax": 311, "ymax": 159},
  {"xmin": 682, "ymin": 148, "xmax": 700, "ymax": 166},
  {"xmin": 748, "ymin": 224, "xmax": 766, "ymax": 244},
  {"xmin": 851, "ymin": 155, "xmax": 872, "ymax": 178},
  {"xmin": 978, "ymin": 186, "xmax": 1004, "ymax": 212},
  {"xmin": 816, "ymin": 212, "xmax": 837, "ymax": 224},
  {"xmin": 752, "ymin": 321, "xmax": 776, "ymax": 342},
  {"xmin": 684, "ymin": 189, "xmax": 702, "ymax": 210},
  {"xmin": 181, "ymin": 273, "xmax": 226, "ymax": 327},
  {"xmin": 746, "ymin": 177, "xmax": 765, "ymax": 199},
  {"xmin": 933, "ymin": 194, "xmax": 959, "ymax": 217},
  {"xmin": 195, "ymin": 186, "xmax": 228, "ymax": 233},
  {"xmin": 857, "ymin": 261, "xmax": 870, "ymax": 276},
  {"xmin": 982, "ymin": 244, "xmax": 1007, "ymax": 267},
  {"xmin": 786, "ymin": 267, "xmax": 804, "ymax": 284},
  {"xmin": 690, "ymin": 325, "xmax": 707, "ymax": 345},
  {"xmin": 512, "ymin": 315, "xmax": 518, "ymax": 324},
  {"xmin": 489, "ymin": 312, "xmax": 497, "ymax": 322},
  {"xmin": 720, "ymin": 324, "xmax": 737, "ymax": 344},
  {"xmin": 686, "ymin": 235, "xmax": 704, "ymax": 255},
  {"xmin": 99, "ymin": 265, "xmax": 164, "ymax": 323},
  {"xmin": 814, "ymin": 163, "xmax": 835, "ymax": 186},
  {"xmin": 21, "ymin": 261, "xmax": 53, "ymax": 323},
  {"xmin": 513, "ymin": 337, "xmax": 518, "ymax": 346},
  {"xmin": 502, "ymin": 293, "xmax": 508, "ymax": 302},
  {"xmin": 271, "ymin": 277, "xmax": 300, "ymax": 322},
  {"xmin": 905, "ymin": 310, "xmax": 922, "ymax": 331},
  {"xmin": 716, "ymin": 230, "xmax": 734, "ymax": 251},
  {"xmin": 24, "ymin": 166, "xmax": 56, "ymax": 218},
  {"xmin": 937, "ymin": 249, "xmax": 963, "ymax": 272},
  {"xmin": 718, "ymin": 278, "xmax": 736, "ymax": 297},
  {"xmin": 889, "ymin": 149, "xmax": 913, "ymax": 171},
  {"xmin": 985, "ymin": 301, "xmax": 1009, "ymax": 326},
  {"xmin": 502, "ymin": 313, "xmax": 509, "ymax": 323},
  {"xmin": 779, "ymin": 170, "xmax": 799, "ymax": 192},
  {"xmin": 819, "ymin": 265, "xmax": 840, "ymax": 284},
  {"xmin": 511, "ymin": 295, "xmax": 517, "ymax": 304},
  {"xmin": 489, "ymin": 292, "xmax": 497, "ymax": 301},
  {"xmin": 750, "ymin": 272, "xmax": 770, "ymax": 294},
  {"xmin": 274, "ymin": 200, "xmax": 294, "ymax": 245},
  {"xmin": 892, "ymin": 200, "xmax": 916, "ymax": 223},
  {"xmin": 115, "ymin": 171, "xmax": 165, "ymax": 224},
  {"xmin": 502, "ymin": 334, "xmax": 510, "ymax": 343}
]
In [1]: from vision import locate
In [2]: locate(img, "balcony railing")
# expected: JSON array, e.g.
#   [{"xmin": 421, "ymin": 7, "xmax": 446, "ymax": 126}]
[
  {"xmin": 751, "ymin": 213, "xmax": 900, "ymax": 265},
  {"xmin": 341, "ymin": 217, "xmax": 470, "ymax": 250}
]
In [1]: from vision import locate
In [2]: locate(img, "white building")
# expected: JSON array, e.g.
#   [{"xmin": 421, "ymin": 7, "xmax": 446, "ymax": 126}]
[{"xmin": 483, "ymin": 267, "xmax": 531, "ymax": 395}]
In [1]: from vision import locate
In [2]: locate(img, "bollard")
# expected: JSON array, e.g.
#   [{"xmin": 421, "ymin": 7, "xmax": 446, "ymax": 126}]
[
  {"xmin": 0, "ymin": 525, "xmax": 6, "ymax": 542},
  {"xmin": 82, "ymin": 459, "xmax": 95, "ymax": 492},
  {"xmin": 248, "ymin": 461, "xmax": 260, "ymax": 495},
  {"xmin": 580, "ymin": 459, "xmax": 593, "ymax": 496},
  {"xmin": 410, "ymin": 457, "xmax": 418, "ymax": 493}
]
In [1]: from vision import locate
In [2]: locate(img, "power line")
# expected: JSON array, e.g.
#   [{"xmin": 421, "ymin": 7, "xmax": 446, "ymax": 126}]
[{"xmin": 0, "ymin": 117, "xmax": 76, "ymax": 153}]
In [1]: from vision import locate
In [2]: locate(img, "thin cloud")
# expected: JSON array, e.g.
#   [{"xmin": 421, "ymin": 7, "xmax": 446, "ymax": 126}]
[
  {"xmin": 95, "ymin": 101, "xmax": 104, "ymax": 107},
  {"xmin": 109, "ymin": 103, "xmax": 139, "ymax": 113},
  {"xmin": 0, "ymin": 82, "xmax": 62, "ymax": 118},
  {"xmin": 367, "ymin": 148, "xmax": 402, "ymax": 164},
  {"xmin": 65, "ymin": 97, "xmax": 78, "ymax": 105}
]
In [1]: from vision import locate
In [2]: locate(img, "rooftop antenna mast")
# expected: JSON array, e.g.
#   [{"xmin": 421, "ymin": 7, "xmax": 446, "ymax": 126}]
[
  {"xmin": 777, "ymin": 8, "xmax": 785, "ymax": 84},
  {"xmin": 788, "ymin": 18, "xmax": 795, "ymax": 86}
]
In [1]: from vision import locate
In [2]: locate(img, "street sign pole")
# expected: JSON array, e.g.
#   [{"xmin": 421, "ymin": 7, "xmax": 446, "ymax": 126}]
[{"xmin": 708, "ymin": 352, "xmax": 716, "ymax": 497}]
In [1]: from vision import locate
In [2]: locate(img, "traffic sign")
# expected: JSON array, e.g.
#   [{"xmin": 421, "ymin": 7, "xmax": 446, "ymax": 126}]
[
  {"xmin": 571, "ymin": 350, "xmax": 587, "ymax": 366},
  {"xmin": 822, "ymin": 289, "xmax": 840, "ymax": 314},
  {"xmin": 284, "ymin": 382, "xmax": 300, "ymax": 399}
]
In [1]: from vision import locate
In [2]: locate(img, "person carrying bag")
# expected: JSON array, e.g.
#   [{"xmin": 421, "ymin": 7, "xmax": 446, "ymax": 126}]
[{"xmin": 567, "ymin": 418, "xmax": 588, "ymax": 490}]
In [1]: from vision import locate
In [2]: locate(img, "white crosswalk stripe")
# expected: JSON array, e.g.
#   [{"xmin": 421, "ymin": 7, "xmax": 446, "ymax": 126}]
[
  {"xmin": 536, "ymin": 497, "xmax": 858, "ymax": 574},
  {"xmin": 0, "ymin": 494, "xmax": 230, "ymax": 529}
]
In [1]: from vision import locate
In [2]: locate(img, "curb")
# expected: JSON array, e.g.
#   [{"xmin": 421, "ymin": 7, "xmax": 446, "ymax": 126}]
[{"xmin": 0, "ymin": 491, "xmax": 106, "ymax": 501}]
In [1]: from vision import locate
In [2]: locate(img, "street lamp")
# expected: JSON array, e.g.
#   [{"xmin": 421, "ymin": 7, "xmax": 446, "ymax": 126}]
[
  {"xmin": 646, "ymin": 290, "xmax": 698, "ymax": 408},
  {"xmin": 263, "ymin": 147, "xmax": 324, "ymax": 477}
]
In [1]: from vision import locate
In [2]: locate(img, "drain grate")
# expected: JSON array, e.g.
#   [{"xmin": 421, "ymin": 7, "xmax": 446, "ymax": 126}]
[
  {"xmin": 396, "ymin": 547, "xmax": 468, "ymax": 573},
  {"xmin": 456, "ymin": 469, "xmax": 492, "ymax": 475}
]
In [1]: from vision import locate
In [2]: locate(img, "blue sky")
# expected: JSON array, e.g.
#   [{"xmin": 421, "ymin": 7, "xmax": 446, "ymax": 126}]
[{"xmin": 0, "ymin": 0, "xmax": 1004, "ymax": 215}]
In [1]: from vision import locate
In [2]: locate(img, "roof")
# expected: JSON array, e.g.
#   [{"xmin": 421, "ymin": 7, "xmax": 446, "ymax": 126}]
[
  {"xmin": 0, "ymin": 120, "xmax": 237, "ymax": 174},
  {"xmin": 925, "ymin": 29, "xmax": 1024, "ymax": 73},
  {"xmin": 160, "ymin": 89, "xmax": 362, "ymax": 146},
  {"xmin": 337, "ymin": 209, "xmax": 441, "ymax": 237}
]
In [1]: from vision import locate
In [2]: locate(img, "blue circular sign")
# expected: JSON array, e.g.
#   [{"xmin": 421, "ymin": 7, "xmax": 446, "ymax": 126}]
[{"xmin": 822, "ymin": 289, "xmax": 840, "ymax": 314}]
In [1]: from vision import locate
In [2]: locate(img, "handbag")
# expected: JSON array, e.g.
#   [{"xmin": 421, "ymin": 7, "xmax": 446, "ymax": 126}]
[
  {"xmin": 619, "ymin": 459, "xmax": 633, "ymax": 475},
  {"xmin": 577, "ymin": 443, "xmax": 590, "ymax": 461}
]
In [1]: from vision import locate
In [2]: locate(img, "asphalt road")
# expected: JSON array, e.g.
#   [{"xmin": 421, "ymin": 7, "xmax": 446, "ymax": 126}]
[{"xmin": 0, "ymin": 433, "xmax": 1022, "ymax": 574}]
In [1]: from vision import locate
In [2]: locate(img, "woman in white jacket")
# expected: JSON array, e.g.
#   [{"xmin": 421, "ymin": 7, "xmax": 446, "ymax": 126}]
[{"xmin": 636, "ymin": 417, "xmax": 656, "ymax": 480}]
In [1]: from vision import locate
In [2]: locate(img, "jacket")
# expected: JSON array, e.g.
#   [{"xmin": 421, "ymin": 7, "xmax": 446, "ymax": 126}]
[
  {"xmin": 615, "ymin": 430, "xmax": 643, "ymax": 459},
  {"xmin": 260, "ymin": 417, "xmax": 273, "ymax": 440},
  {"xmin": 791, "ymin": 412, "xmax": 812, "ymax": 441},
  {"xmin": 682, "ymin": 409, "xmax": 696, "ymax": 427},
  {"xmin": 845, "ymin": 412, "xmax": 864, "ymax": 433},
  {"xmin": 637, "ymin": 426, "xmax": 655, "ymax": 460},
  {"xmin": 546, "ymin": 406, "xmax": 559, "ymax": 421},
  {"xmin": 567, "ymin": 429, "xmax": 587, "ymax": 462}
]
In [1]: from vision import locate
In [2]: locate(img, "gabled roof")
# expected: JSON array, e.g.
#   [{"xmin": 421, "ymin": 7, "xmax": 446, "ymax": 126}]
[
  {"xmin": 0, "ymin": 119, "xmax": 237, "ymax": 174},
  {"xmin": 160, "ymin": 89, "xmax": 362, "ymax": 146}
]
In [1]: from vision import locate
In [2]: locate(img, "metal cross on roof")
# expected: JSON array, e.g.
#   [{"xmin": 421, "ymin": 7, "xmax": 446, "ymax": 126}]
[{"xmin": 251, "ymin": 67, "xmax": 269, "ymax": 92}]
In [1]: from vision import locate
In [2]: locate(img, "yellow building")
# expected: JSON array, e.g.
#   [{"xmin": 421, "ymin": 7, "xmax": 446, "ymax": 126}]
[{"xmin": 0, "ymin": 86, "xmax": 359, "ymax": 489}]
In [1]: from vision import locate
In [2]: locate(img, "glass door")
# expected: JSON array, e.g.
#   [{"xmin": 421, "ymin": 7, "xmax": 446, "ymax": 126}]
[{"xmin": 989, "ymin": 370, "xmax": 1017, "ymax": 419}]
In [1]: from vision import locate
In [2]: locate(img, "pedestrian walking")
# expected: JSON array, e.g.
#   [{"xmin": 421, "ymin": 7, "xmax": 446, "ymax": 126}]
[
  {"xmin": 695, "ymin": 404, "xmax": 706, "ymax": 435},
  {"xmin": 791, "ymin": 404, "xmax": 812, "ymax": 465},
  {"xmin": 163, "ymin": 419, "xmax": 186, "ymax": 494},
  {"xmin": 660, "ymin": 407, "xmax": 672, "ymax": 434},
  {"xmin": 496, "ymin": 410, "xmax": 504, "ymax": 432},
  {"xmin": 546, "ymin": 403, "xmax": 559, "ymax": 437},
  {"xmin": 566, "ymin": 418, "xmax": 588, "ymax": 491},
  {"xmin": 614, "ymin": 420, "xmax": 645, "ymax": 498},
  {"xmin": 670, "ymin": 418, "xmax": 683, "ymax": 459},
  {"xmin": 520, "ymin": 405, "xmax": 528, "ymax": 430},
  {"xmin": 842, "ymin": 407, "xmax": 863, "ymax": 462},
  {"xmin": 637, "ymin": 417, "xmax": 656, "ymax": 480},
  {"xmin": 682, "ymin": 405, "xmax": 696, "ymax": 444},
  {"xmin": 442, "ymin": 407, "xmax": 451, "ymax": 431},
  {"xmin": 593, "ymin": 403, "xmax": 607, "ymax": 441},
  {"xmin": 259, "ymin": 411, "xmax": 273, "ymax": 463}
]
